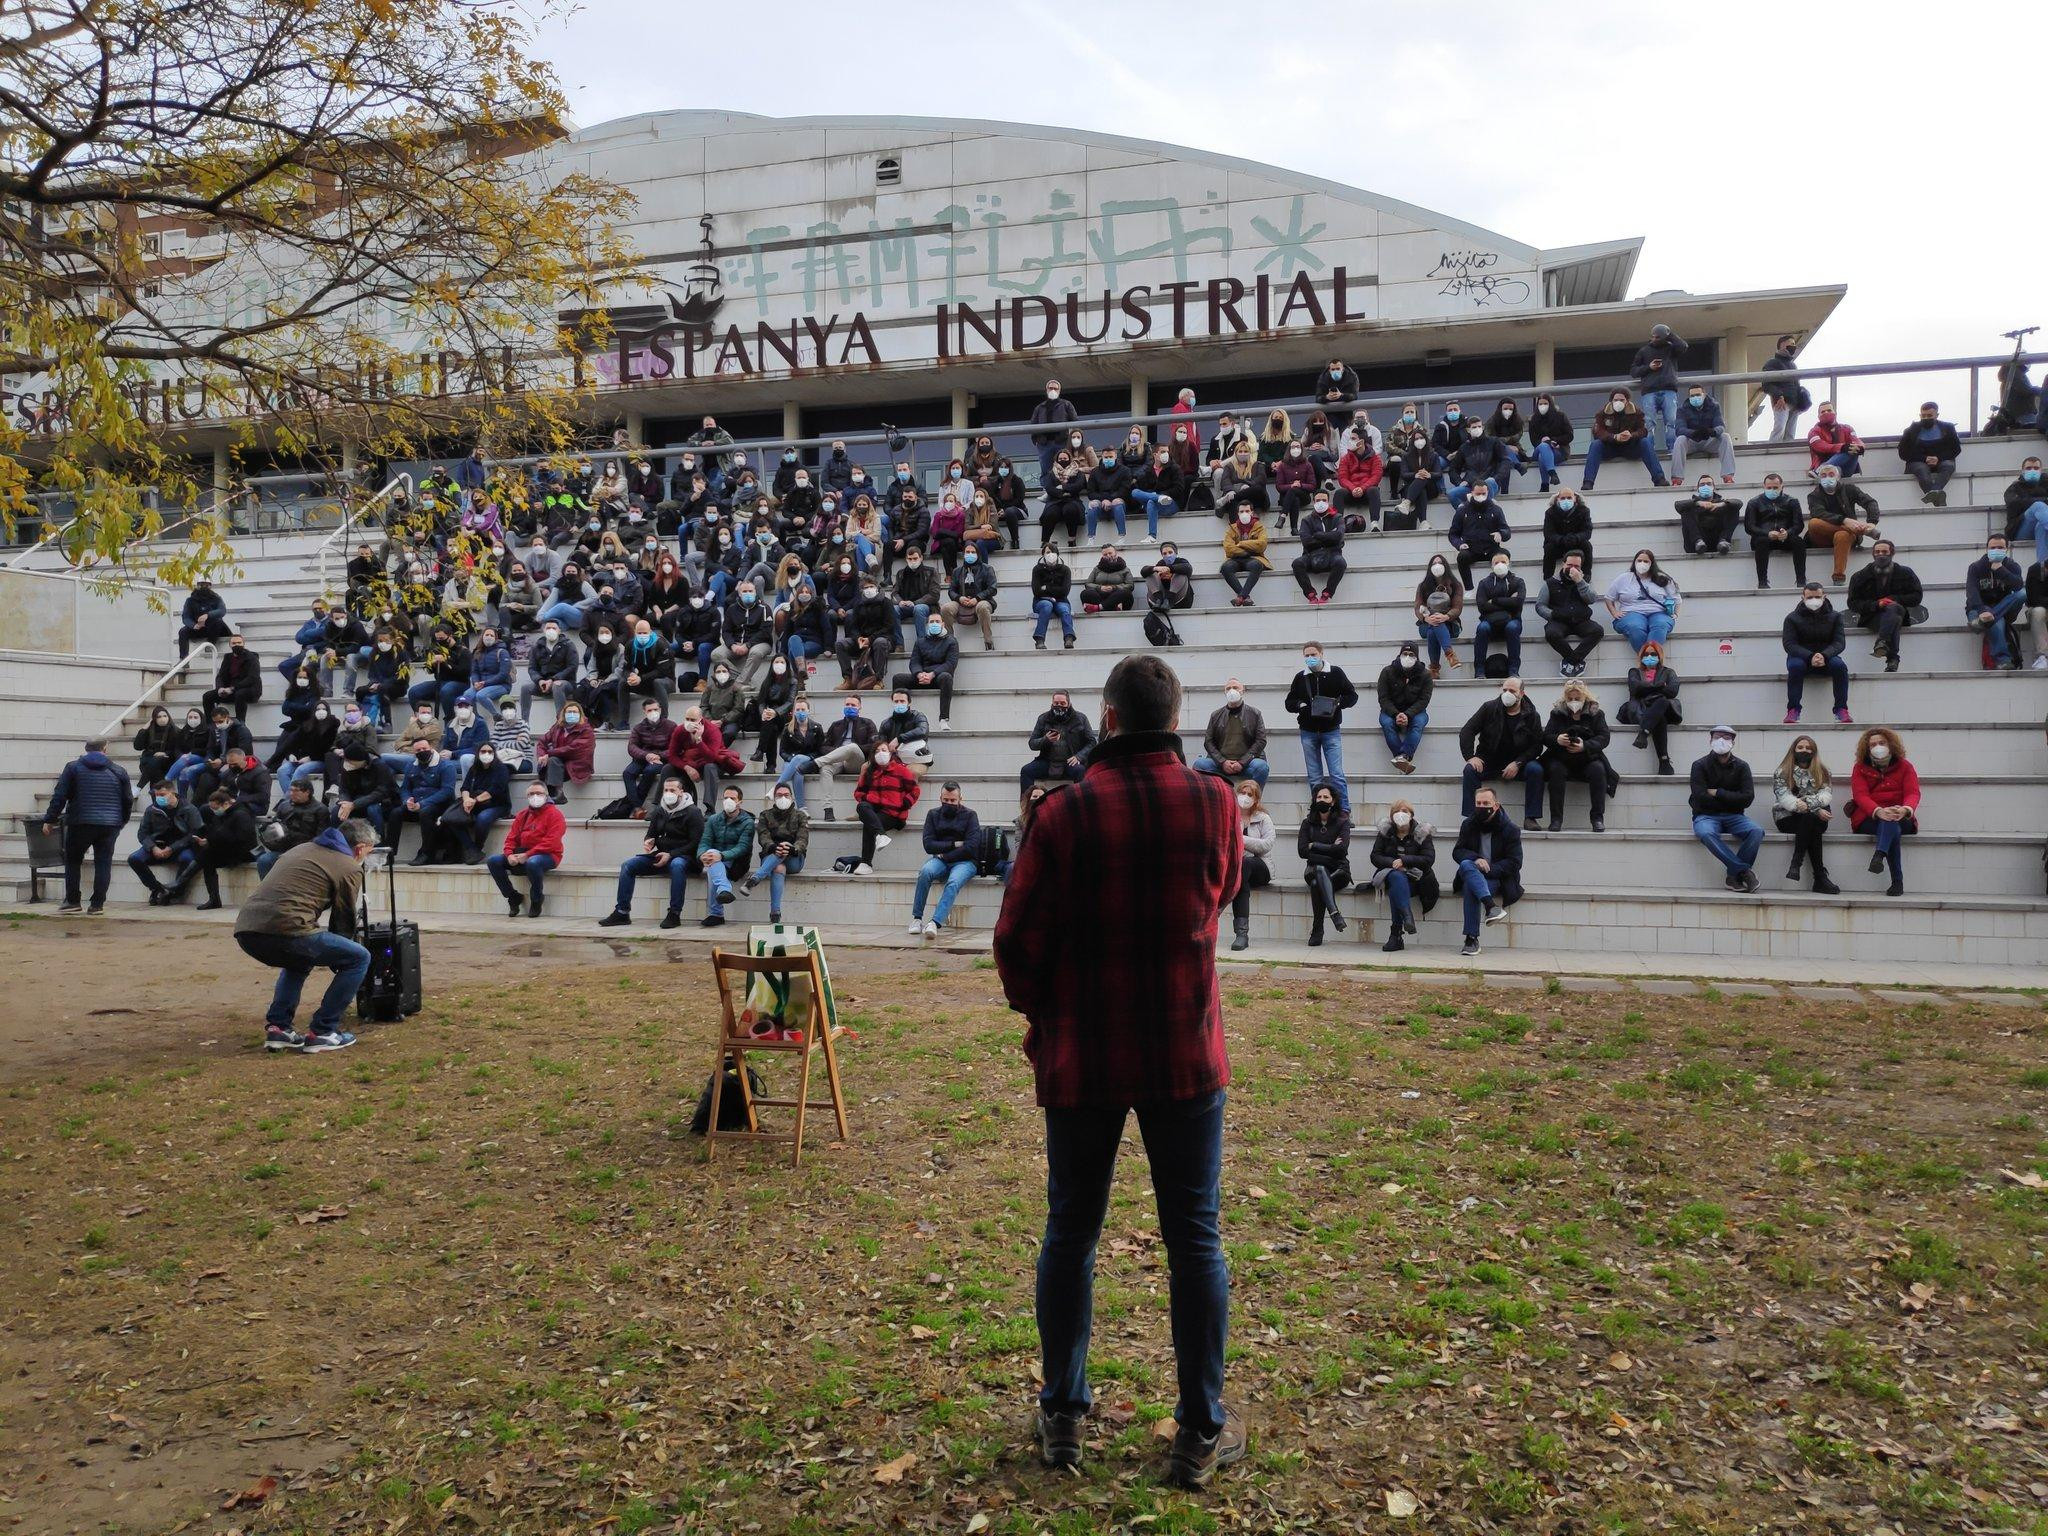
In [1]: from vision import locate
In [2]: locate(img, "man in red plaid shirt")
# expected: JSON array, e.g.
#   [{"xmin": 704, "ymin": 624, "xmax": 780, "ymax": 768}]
[{"xmin": 994, "ymin": 653, "xmax": 1246, "ymax": 1490}]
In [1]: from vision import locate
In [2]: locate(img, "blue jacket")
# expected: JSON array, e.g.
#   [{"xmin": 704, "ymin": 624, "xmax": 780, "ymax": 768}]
[
  {"xmin": 468, "ymin": 642, "xmax": 512, "ymax": 691},
  {"xmin": 442, "ymin": 717, "xmax": 492, "ymax": 757},
  {"xmin": 49, "ymin": 751, "xmax": 133, "ymax": 828},
  {"xmin": 921, "ymin": 803, "xmax": 982, "ymax": 865},
  {"xmin": 400, "ymin": 757, "xmax": 460, "ymax": 815},
  {"xmin": 1676, "ymin": 397, "xmax": 1726, "ymax": 440},
  {"xmin": 181, "ymin": 588, "xmax": 225, "ymax": 626}
]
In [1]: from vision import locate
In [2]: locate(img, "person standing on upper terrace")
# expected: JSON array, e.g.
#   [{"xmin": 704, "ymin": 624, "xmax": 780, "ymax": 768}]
[
  {"xmin": 994, "ymin": 653, "xmax": 1245, "ymax": 1492},
  {"xmin": 1629, "ymin": 323, "xmax": 1688, "ymax": 452},
  {"xmin": 1895, "ymin": 401, "xmax": 1961, "ymax": 507},
  {"xmin": 1029, "ymin": 379, "xmax": 1079, "ymax": 485}
]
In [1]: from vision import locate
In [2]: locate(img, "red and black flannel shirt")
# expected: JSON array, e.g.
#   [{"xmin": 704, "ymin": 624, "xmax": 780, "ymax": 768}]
[{"xmin": 994, "ymin": 730, "xmax": 1240, "ymax": 1110}]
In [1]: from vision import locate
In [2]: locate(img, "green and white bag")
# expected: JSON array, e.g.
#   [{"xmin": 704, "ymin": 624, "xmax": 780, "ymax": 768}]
[{"xmin": 742, "ymin": 923, "xmax": 839, "ymax": 1034}]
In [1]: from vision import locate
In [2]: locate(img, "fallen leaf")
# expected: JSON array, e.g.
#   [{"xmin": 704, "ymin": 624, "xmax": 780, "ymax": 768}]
[
  {"xmin": 908, "ymin": 1325, "xmax": 938, "ymax": 1342},
  {"xmin": 118, "ymin": 1205, "xmax": 148, "ymax": 1219},
  {"xmin": 1607, "ymin": 1352, "xmax": 1634, "ymax": 1371},
  {"xmin": 295, "ymin": 1205, "xmax": 348, "ymax": 1226},
  {"xmin": 873, "ymin": 1451, "xmax": 916, "ymax": 1484},
  {"xmin": 1999, "ymin": 1167, "xmax": 2045, "ymax": 1190},
  {"xmin": 221, "ymin": 1475, "xmax": 278, "ymax": 1511},
  {"xmin": 965, "ymin": 1516, "xmax": 990, "ymax": 1534},
  {"xmin": 1386, "ymin": 1488, "xmax": 1420, "ymax": 1518},
  {"xmin": 1246, "ymin": 1186, "xmax": 1268, "ymax": 1200},
  {"xmin": 1379, "ymin": 1182, "xmax": 1404, "ymax": 1195},
  {"xmin": 1153, "ymin": 1416, "xmax": 1180, "ymax": 1441}
]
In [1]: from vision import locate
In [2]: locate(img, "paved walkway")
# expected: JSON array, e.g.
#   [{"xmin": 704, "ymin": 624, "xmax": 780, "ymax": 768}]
[{"xmin": 18, "ymin": 908, "xmax": 2048, "ymax": 1000}]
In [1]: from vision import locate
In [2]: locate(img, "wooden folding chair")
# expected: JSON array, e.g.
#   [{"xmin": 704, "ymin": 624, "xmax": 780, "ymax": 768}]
[{"xmin": 705, "ymin": 948, "xmax": 850, "ymax": 1167}]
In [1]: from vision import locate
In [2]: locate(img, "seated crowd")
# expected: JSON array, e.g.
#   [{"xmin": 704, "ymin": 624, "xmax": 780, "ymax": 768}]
[{"xmin": 64, "ymin": 325, "xmax": 2047, "ymax": 952}]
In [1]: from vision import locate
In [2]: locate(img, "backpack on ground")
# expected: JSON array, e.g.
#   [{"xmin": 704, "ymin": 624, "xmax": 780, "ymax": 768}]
[
  {"xmin": 689, "ymin": 1061, "xmax": 769, "ymax": 1135},
  {"xmin": 594, "ymin": 794, "xmax": 639, "ymax": 820},
  {"xmin": 1143, "ymin": 602, "xmax": 1183, "ymax": 648},
  {"xmin": 1481, "ymin": 652, "xmax": 1511, "ymax": 679}
]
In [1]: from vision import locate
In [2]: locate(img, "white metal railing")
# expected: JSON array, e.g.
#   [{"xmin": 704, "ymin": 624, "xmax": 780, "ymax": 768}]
[
  {"xmin": 97, "ymin": 641, "xmax": 217, "ymax": 739},
  {"xmin": 315, "ymin": 473, "xmax": 413, "ymax": 597}
]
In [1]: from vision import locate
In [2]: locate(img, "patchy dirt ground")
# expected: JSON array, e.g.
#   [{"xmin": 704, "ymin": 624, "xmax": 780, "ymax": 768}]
[{"xmin": 0, "ymin": 920, "xmax": 2044, "ymax": 1536}]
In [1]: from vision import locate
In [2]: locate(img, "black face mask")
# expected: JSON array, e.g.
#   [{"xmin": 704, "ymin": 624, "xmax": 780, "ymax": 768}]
[{"xmin": 1477, "ymin": 805, "xmax": 1497, "ymax": 820}]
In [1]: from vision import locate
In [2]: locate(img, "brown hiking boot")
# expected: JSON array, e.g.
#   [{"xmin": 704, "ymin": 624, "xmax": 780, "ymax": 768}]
[{"xmin": 1167, "ymin": 1404, "xmax": 1247, "ymax": 1490}]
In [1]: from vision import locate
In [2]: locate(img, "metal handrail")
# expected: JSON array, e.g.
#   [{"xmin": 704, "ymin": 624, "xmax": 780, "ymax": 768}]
[
  {"xmin": 315, "ymin": 473, "xmax": 413, "ymax": 597},
  {"xmin": 98, "ymin": 641, "xmax": 216, "ymax": 739}
]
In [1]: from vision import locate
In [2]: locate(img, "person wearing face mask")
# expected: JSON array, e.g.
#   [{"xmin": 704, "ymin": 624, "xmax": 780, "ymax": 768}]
[
  {"xmin": 1020, "ymin": 690, "xmax": 1098, "ymax": 794},
  {"xmin": 442, "ymin": 699, "xmax": 493, "ymax": 778},
  {"xmin": 488, "ymin": 699, "xmax": 534, "ymax": 776},
  {"xmin": 1963, "ymin": 533, "xmax": 2029, "ymax": 670},
  {"xmin": 1522, "ymin": 394, "xmax": 1574, "ymax": 492},
  {"xmin": 1315, "ymin": 357, "xmax": 1359, "ymax": 405},
  {"xmin": 42, "ymin": 736, "xmax": 133, "ymax": 915},
  {"xmin": 712, "ymin": 581, "xmax": 776, "ymax": 691},
  {"xmin": 1375, "ymin": 641, "xmax": 1434, "ymax": 771},
  {"xmin": 992, "ymin": 654, "xmax": 1245, "ymax": 1488},
  {"xmin": 850, "ymin": 744, "xmax": 919, "ymax": 874},
  {"xmin": 962, "ymin": 489, "xmax": 1005, "ymax": 565},
  {"xmin": 1771, "ymin": 735, "xmax": 1839, "ymax": 894},
  {"xmin": 1804, "ymin": 466, "xmax": 1880, "ymax": 585},
  {"xmin": 1226, "ymin": 779, "xmax": 1275, "ymax": 952},
  {"xmin": 189, "ymin": 785, "xmax": 259, "ymax": 911},
  {"xmin": 1672, "ymin": 387, "xmax": 1736, "ymax": 484},
  {"xmin": 271, "ymin": 697, "xmax": 339, "ymax": 803},
  {"xmin": 775, "ymin": 694, "xmax": 875, "ymax": 809},
  {"xmin": 927, "ymin": 492, "xmax": 969, "ymax": 571},
  {"xmin": 891, "ymin": 615, "xmax": 960, "ymax": 729},
  {"xmin": 1581, "ymin": 389, "xmax": 1669, "ymax": 491},
  {"xmin": 406, "ymin": 625, "xmax": 466, "ymax": 723},
  {"xmin": 1804, "ymin": 401, "xmax": 1865, "ymax": 478},
  {"xmin": 1283, "ymin": 643, "xmax": 1358, "ymax": 813},
  {"xmin": 904, "ymin": 780, "xmax": 981, "ymax": 938},
  {"xmin": 690, "ymin": 786, "xmax": 755, "ymax": 927},
  {"xmin": 745, "ymin": 653, "xmax": 800, "ymax": 769},
  {"xmin": 533, "ymin": 703, "xmax": 595, "ymax": 805},
  {"xmin": 1037, "ymin": 452, "xmax": 1086, "ymax": 548},
  {"xmin": 2002, "ymin": 456, "xmax": 2048, "ymax": 563},
  {"xmin": 1030, "ymin": 545, "xmax": 1077, "ymax": 651},
  {"xmin": 1029, "ymin": 378, "xmax": 1080, "ymax": 483},
  {"xmin": 1083, "ymin": 448, "xmax": 1134, "ymax": 542},
  {"xmin": 1194, "ymin": 680, "xmax": 1270, "ymax": 788},
  {"xmin": 665, "ymin": 701, "xmax": 745, "ymax": 806},
  {"xmin": 1843, "ymin": 539, "xmax": 1924, "ymax": 674},
  {"xmin": 1688, "ymin": 726, "xmax": 1763, "ymax": 892},
  {"xmin": 1217, "ymin": 506, "xmax": 1270, "ymax": 607},
  {"xmin": 497, "ymin": 560, "xmax": 543, "ymax": 633},
  {"xmin": 1458, "ymin": 678, "xmax": 1546, "ymax": 829},
  {"xmin": 987, "ymin": 456, "xmax": 1030, "ymax": 547},
  {"xmin": 520, "ymin": 620, "xmax": 580, "ymax": 724},
  {"xmin": 1270, "ymin": 435, "xmax": 1319, "ymax": 534},
  {"xmin": 133, "ymin": 706, "xmax": 191, "ymax": 795},
  {"xmin": 600, "ymin": 778, "xmax": 703, "ymax": 928},
  {"xmin": 330, "ymin": 751, "xmax": 397, "ymax": 840},
  {"xmin": 129, "ymin": 779, "xmax": 206, "ymax": 903},
  {"xmin": 437, "ymin": 742, "xmax": 510, "ymax": 865},
  {"xmin": 1412, "ymin": 556, "xmax": 1465, "ymax": 676},
  {"xmin": 1481, "ymin": 398, "xmax": 1529, "ymax": 486},
  {"xmin": 1451, "ymin": 787, "xmax": 1523, "ymax": 956},
  {"xmin": 1133, "ymin": 444, "xmax": 1185, "ymax": 542},
  {"xmin": 877, "ymin": 688, "xmax": 932, "ymax": 769},
  {"xmin": 386, "ymin": 742, "xmax": 460, "ymax": 865},
  {"xmin": 1446, "ymin": 482, "xmax": 1511, "ymax": 590},
  {"xmin": 1205, "ymin": 410, "xmax": 1255, "ymax": 489},
  {"xmin": 1629, "ymin": 323, "xmax": 1688, "ymax": 452},
  {"xmin": 1445, "ymin": 420, "xmax": 1512, "ymax": 516},
  {"xmin": 1368, "ymin": 800, "xmax": 1437, "ymax": 953},
  {"xmin": 1616, "ymin": 643, "xmax": 1681, "ymax": 775},
  {"xmin": 1895, "ymin": 402, "xmax": 1962, "ymax": 506},
  {"xmin": 942, "ymin": 545, "xmax": 999, "ymax": 650},
  {"xmin": 735, "ymin": 780, "xmax": 809, "ymax": 923},
  {"xmin": 1297, "ymin": 783, "xmax": 1352, "ymax": 947},
  {"xmin": 381, "ymin": 702, "xmax": 441, "ymax": 782},
  {"xmin": 1145, "ymin": 541, "xmax": 1194, "ymax": 612},
  {"xmin": 573, "ymin": 621, "xmax": 629, "ymax": 730},
  {"xmin": 1675, "ymin": 476, "xmax": 1741, "ymax": 557},
  {"xmin": 176, "ymin": 577, "xmax": 233, "ymax": 660},
  {"xmin": 1535, "ymin": 550, "xmax": 1602, "ymax": 679},
  {"xmin": 1760, "ymin": 334, "xmax": 1808, "ymax": 441},
  {"xmin": 1428, "ymin": 401, "xmax": 1469, "ymax": 460},
  {"xmin": 1332, "ymin": 431, "xmax": 1387, "ymax": 533},
  {"xmin": 1846, "ymin": 728, "xmax": 1918, "ymax": 897},
  {"xmin": 623, "ymin": 700, "xmax": 677, "ymax": 809},
  {"xmin": 821, "ymin": 553, "xmax": 862, "ymax": 639},
  {"xmin": 200, "ymin": 630, "xmax": 264, "ymax": 722},
  {"xmin": 2026, "ymin": 546, "xmax": 2048, "ymax": 669},
  {"xmin": 1214, "ymin": 437, "xmax": 1269, "ymax": 525},
  {"xmin": 1472, "ymin": 553, "xmax": 1528, "ymax": 679},
  {"xmin": 1743, "ymin": 473, "xmax": 1807, "ymax": 589},
  {"xmin": 1292, "ymin": 495, "xmax": 1347, "ymax": 605},
  {"xmin": 1604, "ymin": 549, "xmax": 1680, "ymax": 652},
  {"xmin": 1534, "ymin": 484, "xmax": 1593, "ymax": 579},
  {"xmin": 482, "ymin": 781, "xmax": 565, "ymax": 918},
  {"xmin": 834, "ymin": 576, "xmax": 897, "ymax": 686},
  {"xmin": 1540, "ymin": 681, "xmax": 1614, "ymax": 832}
]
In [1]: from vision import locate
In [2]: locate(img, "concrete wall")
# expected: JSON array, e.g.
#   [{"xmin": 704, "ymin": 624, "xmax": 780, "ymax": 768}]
[{"xmin": 0, "ymin": 570, "xmax": 175, "ymax": 662}]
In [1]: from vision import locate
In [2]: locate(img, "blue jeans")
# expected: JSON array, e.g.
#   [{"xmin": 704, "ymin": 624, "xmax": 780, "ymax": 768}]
[
  {"xmin": 1462, "ymin": 760, "xmax": 1544, "ymax": 821},
  {"xmin": 1298, "ymin": 728, "xmax": 1348, "ymax": 812},
  {"xmin": 128, "ymin": 845, "xmax": 195, "ymax": 894},
  {"xmin": 1191, "ymin": 755, "xmax": 1270, "ymax": 787},
  {"xmin": 1819, "ymin": 450, "xmax": 1862, "ymax": 479},
  {"xmin": 891, "ymin": 602, "xmax": 930, "ymax": 651},
  {"xmin": 1443, "ymin": 476, "xmax": 1500, "ymax": 512},
  {"xmin": 1533, "ymin": 440, "xmax": 1563, "ymax": 490},
  {"xmin": 1038, "ymin": 1088, "xmax": 1227, "ymax": 1439},
  {"xmin": 1692, "ymin": 813, "xmax": 1764, "ymax": 876},
  {"xmin": 1383, "ymin": 867, "xmax": 1417, "ymax": 927},
  {"xmin": 1979, "ymin": 588, "xmax": 2028, "ymax": 664},
  {"xmin": 1032, "ymin": 598, "xmax": 1074, "ymax": 641},
  {"xmin": 1473, "ymin": 615, "xmax": 1522, "ymax": 675},
  {"xmin": 1581, "ymin": 435, "xmax": 1668, "ymax": 488},
  {"xmin": 754, "ymin": 851, "xmax": 804, "ymax": 912},
  {"xmin": 275, "ymin": 759, "xmax": 325, "ymax": 799},
  {"xmin": 460, "ymin": 683, "xmax": 510, "ymax": 713},
  {"xmin": 536, "ymin": 601, "xmax": 584, "ymax": 630},
  {"xmin": 1786, "ymin": 654, "xmax": 1849, "ymax": 711},
  {"xmin": 1085, "ymin": 499, "xmax": 1126, "ymax": 539},
  {"xmin": 702, "ymin": 857, "xmax": 735, "ymax": 916},
  {"xmin": 235, "ymin": 929, "xmax": 372, "ymax": 1034},
  {"xmin": 1641, "ymin": 389, "xmax": 1678, "ymax": 450},
  {"xmin": 1868, "ymin": 817, "xmax": 1907, "ymax": 880},
  {"xmin": 1417, "ymin": 619, "xmax": 1461, "ymax": 664},
  {"xmin": 2015, "ymin": 501, "xmax": 2048, "ymax": 566},
  {"xmin": 913, "ymin": 856, "xmax": 976, "ymax": 925},
  {"xmin": 616, "ymin": 851, "xmax": 690, "ymax": 913},
  {"xmin": 1132, "ymin": 488, "xmax": 1178, "ymax": 537},
  {"xmin": 1612, "ymin": 610, "xmax": 1675, "ymax": 651},
  {"xmin": 167, "ymin": 753, "xmax": 209, "ymax": 796},
  {"xmin": 1456, "ymin": 858, "xmax": 1495, "ymax": 937},
  {"xmin": 409, "ymin": 678, "xmax": 463, "ymax": 718},
  {"xmin": 486, "ymin": 850, "xmax": 556, "ymax": 902},
  {"xmin": 1379, "ymin": 708, "xmax": 1427, "ymax": 760}
]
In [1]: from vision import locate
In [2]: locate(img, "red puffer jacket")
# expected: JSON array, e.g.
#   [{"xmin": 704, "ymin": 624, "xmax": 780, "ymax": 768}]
[{"xmin": 854, "ymin": 759, "xmax": 922, "ymax": 823}]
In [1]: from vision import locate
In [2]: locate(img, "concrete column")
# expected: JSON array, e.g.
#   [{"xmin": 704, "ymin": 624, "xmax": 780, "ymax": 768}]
[
  {"xmin": 1129, "ymin": 374, "xmax": 1150, "ymax": 424},
  {"xmin": 1720, "ymin": 327, "xmax": 1751, "ymax": 440},
  {"xmin": 211, "ymin": 443, "xmax": 231, "ymax": 512},
  {"xmin": 624, "ymin": 410, "xmax": 646, "ymax": 448},
  {"xmin": 339, "ymin": 439, "xmax": 359, "ymax": 477},
  {"xmin": 1533, "ymin": 339, "xmax": 1556, "ymax": 389},
  {"xmin": 782, "ymin": 401, "xmax": 802, "ymax": 446},
  {"xmin": 950, "ymin": 387, "xmax": 971, "ymax": 461}
]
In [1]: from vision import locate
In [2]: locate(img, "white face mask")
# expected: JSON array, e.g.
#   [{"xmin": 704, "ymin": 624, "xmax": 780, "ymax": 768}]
[
  {"xmin": 1500, "ymin": 691, "xmax": 1519, "ymax": 708},
  {"xmin": 1429, "ymin": 562, "xmax": 1446, "ymax": 577},
  {"xmin": 773, "ymin": 794, "xmax": 793, "ymax": 809},
  {"xmin": 1491, "ymin": 562, "xmax": 1510, "ymax": 577},
  {"xmin": 722, "ymin": 799, "xmax": 740, "ymax": 814},
  {"xmin": 1398, "ymin": 654, "xmax": 1416, "ymax": 669},
  {"xmin": 1565, "ymin": 699, "xmax": 1583, "ymax": 714},
  {"xmin": 528, "ymin": 792, "xmax": 548, "ymax": 807},
  {"xmin": 1225, "ymin": 688, "xmax": 1242, "ymax": 705},
  {"xmin": 874, "ymin": 751, "xmax": 892, "ymax": 767},
  {"xmin": 1392, "ymin": 810, "xmax": 1412, "ymax": 829},
  {"xmin": 1634, "ymin": 560, "xmax": 1652, "ymax": 575},
  {"xmin": 1236, "ymin": 793, "xmax": 1256, "ymax": 810},
  {"xmin": 661, "ymin": 792, "xmax": 681, "ymax": 809},
  {"xmin": 1803, "ymin": 596, "xmax": 1824, "ymax": 611},
  {"xmin": 1710, "ymin": 739, "xmax": 1733, "ymax": 756},
  {"xmin": 1869, "ymin": 743, "xmax": 1891, "ymax": 763}
]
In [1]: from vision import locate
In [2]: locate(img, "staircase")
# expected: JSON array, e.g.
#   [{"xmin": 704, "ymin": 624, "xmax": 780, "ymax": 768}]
[{"xmin": 5, "ymin": 442, "xmax": 2045, "ymax": 974}]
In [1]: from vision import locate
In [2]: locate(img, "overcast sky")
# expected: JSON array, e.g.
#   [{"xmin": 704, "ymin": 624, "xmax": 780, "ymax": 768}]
[{"xmin": 533, "ymin": 0, "xmax": 2047, "ymax": 431}]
